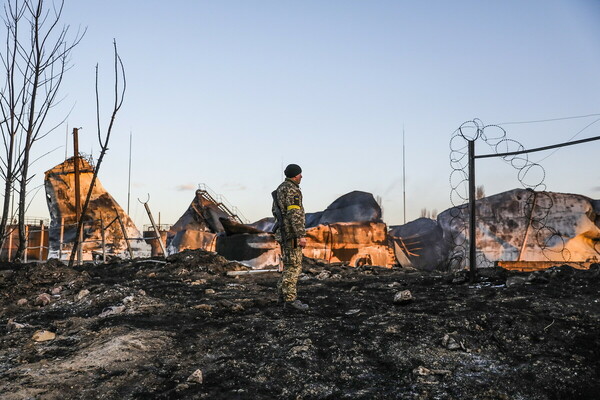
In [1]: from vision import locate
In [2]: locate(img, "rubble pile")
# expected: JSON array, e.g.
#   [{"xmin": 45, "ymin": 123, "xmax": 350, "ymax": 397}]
[{"xmin": 1, "ymin": 252, "xmax": 599, "ymax": 399}]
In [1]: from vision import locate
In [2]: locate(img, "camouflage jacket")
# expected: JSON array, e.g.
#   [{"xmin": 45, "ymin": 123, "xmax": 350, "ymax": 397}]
[{"xmin": 272, "ymin": 178, "xmax": 306, "ymax": 241}]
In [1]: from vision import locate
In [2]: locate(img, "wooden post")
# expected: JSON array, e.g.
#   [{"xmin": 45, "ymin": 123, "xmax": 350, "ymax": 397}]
[
  {"xmin": 116, "ymin": 212, "xmax": 134, "ymax": 259},
  {"xmin": 24, "ymin": 225, "xmax": 29, "ymax": 263},
  {"xmin": 8, "ymin": 226, "xmax": 13, "ymax": 261},
  {"xmin": 73, "ymin": 128, "xmax": 83, "ymax": 265},
  {"xmin": 59, "ymin": 217, "xmax": 64, "ymax": 260},
  {"xmin": 7, "ymin": 225, "xmax": 14, "ymax": 262},
  {"xmin": 39, "ymin": 221, "xmax": 44, "ymax": 260}
]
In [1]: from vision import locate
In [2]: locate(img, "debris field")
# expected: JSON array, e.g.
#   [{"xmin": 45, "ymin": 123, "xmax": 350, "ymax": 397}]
[{"xmin": 1, "ymin": 250, "xmax": 599, "ymax": 399}]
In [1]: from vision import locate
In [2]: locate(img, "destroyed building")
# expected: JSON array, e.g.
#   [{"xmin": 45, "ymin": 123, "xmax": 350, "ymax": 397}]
[
  {"xmin": 169, "ymin": 187, "xmax": 600, "ymax": 271},
  {"xmin": 44, "ymin": 157, "xmax": 150, "ymax": 261},
  {"xmin": 389, "ymin": 188, "xmax": 600, "ymax": 271},
  {"xmin": 165, "ymin": 190, "xmax": 394, "ymax": 269},
  {"xmin": 42, "ymin": 159, "xmax": 600, "ymax": 272}
]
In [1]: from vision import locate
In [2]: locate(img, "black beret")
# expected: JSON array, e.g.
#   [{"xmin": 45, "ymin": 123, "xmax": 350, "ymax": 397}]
[{"xmin": 284, "ymin": 164, "xmax": 302, "ymax": 178}]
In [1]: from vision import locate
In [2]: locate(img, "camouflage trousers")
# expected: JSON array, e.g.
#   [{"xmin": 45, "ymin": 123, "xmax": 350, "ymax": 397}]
[{"xmin": 277, "ymin": 240, "xmax": 304, "ymax": 302}]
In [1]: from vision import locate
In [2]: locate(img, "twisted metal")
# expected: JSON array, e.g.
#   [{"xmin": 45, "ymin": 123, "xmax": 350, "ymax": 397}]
[{"xmin": 448, "ymin": 119, "xmax": 569, "ymax": 269}]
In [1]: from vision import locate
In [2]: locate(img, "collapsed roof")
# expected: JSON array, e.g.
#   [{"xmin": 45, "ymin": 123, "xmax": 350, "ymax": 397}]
[
  {"xmin": 167, "ymin": 190, "xmax": 392, "ymax": 268},
  {"xmin": 44, "ymin": 157, "xmax": 150, "ymax": 260},
  {"xmin": 42, "ymin": 161, "xmax": 600, "ymax": 271},
  {"xmin": 389, "ymin": 189, "xmax": 600, "ymax": 271}
]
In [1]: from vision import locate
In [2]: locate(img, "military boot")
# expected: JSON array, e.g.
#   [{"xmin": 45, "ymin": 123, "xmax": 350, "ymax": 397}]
[{"xmin": 283, "ymin": 300, "xmax": 309, "ymax": 311}]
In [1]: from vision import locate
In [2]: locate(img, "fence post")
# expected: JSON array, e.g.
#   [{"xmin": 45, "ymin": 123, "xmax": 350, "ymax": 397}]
[
  {"xmin": 0, "ymin": 228, "xmax": 5, "ymax": 261},
  {"xmin": 59, "ymin": 218, "xmax": 64, "ymax": 260},
  {"xmin": 8, "ymin": 227, "xmax": 13, "ymax": 261},
  {"xmin": 468, "ymin": 139, "xmax": 477, "ymax": 283},
  {"xmin": 73, "ymin": 128, "xmax": 83, "ymax": 266},
  {"xmin": 24, "ymin": 225, "xmax": 29, "ymax": 263},
  {"xmin": 39, "ymin": 221, "xmax": 45, "ymax": 261}
]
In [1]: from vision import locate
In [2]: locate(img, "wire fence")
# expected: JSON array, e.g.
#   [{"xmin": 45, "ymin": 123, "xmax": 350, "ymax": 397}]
[
  {"xmin": 0, "ymin": 222, "xmax": 48, "ymax": 262},
  {"xmin": 0, "ymin": 215, "xmax": 163, "ymax": 263},
  {"xmin": 449, "ymin": 118, "xmax": 600, "ymax": 275}
]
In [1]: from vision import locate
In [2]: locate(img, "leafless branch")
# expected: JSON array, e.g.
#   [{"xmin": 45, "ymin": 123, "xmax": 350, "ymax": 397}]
[
  {"xmin": 0, "ymin": 0, "xmax": 84, "ymax": 259},
  {"xmin": 69, "ymin": 40, "xmax": 125, "ymax": 267}
]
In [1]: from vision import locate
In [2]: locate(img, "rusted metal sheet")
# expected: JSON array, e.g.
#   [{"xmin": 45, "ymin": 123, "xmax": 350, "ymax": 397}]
[
  {"xmin": 0, "ymin": 223, "xmax": 49, "ymax": 261},
  {"xmin": 216, "ymin": 233, "xmax": 279, "ymax": 267},
  {"xmin": 171, "ymin": 230, "xmax": 217, "ymax": 253},
  {"xmin": 497, "ymin": 261, "xmax": 592, "ymax": 272},
  {"xmin": 389, "ymin": 217, "xmax": 447, "ymax": 271},
  {"xmin": 304, "ymin": 222, "xmax": 392, "ymax": 267},
  {"xmin": 143, "ymin": 230, "xmax": 170, "ymax": 257},
  {"xmin": 215, "ymin": 222, "xmax": 394, "ymax": 269},
  {"xmin": 44, "ymin": 157, "xmax": 150, "ymax": 260}
]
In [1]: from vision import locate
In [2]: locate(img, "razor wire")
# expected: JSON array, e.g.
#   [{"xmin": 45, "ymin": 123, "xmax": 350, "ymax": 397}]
[{"xmin": 448, "ymin": 119, "xmax": 571, "ymax": 269}]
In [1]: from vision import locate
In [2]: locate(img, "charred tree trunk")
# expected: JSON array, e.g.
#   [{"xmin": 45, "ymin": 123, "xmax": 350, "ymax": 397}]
[
  {"xmin": 69, "ymin": 40, "xmax": 125, "ymax": 267},
  {"xmin": 0, "ymin": 0, "xmax": 83, "ymax": 261}
]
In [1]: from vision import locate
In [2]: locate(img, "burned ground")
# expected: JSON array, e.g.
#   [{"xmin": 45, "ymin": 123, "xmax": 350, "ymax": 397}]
[{"xmin": 0, "ymin": 250, "xmax": 599, "ymax": 399}]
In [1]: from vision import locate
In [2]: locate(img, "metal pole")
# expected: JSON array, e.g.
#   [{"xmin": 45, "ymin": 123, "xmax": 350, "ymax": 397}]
[
  {"xmin": 73, "ymin": 128, "xmax": 82, "ymax": 265},
  {"xmin": 8, "ymin": 226, "xmax": 13, "ymax": 261},
  {"xmin": 144, "ymin": 202, "xmax": 167, "ymax": 258},
  {"xmin": 402, "ymin": 125, "xmax": 406, "ymax": 224},
  {"xmin": 39, "ymin": 221, "xmax": 44, "ymax": 260},
  {"xmin": 468, "ymin": 139, "xmax": 476, "ymax": 282},
  {"xmin": 475, "ymin": 133, "xmax": 600, "ymax": 159},
  {"xmin": 24, "ymin": 225, "xmax": 28, "ymax": 263},
  {"xmin": 59, "ymin": 217, "xmax": 64, "ymax": 260}
]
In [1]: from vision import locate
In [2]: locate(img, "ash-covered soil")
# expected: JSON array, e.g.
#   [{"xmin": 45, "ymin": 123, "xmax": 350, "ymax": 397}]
[{"xmin": 0, "ymin": 250, "xmax": 599, "ymax": 399}]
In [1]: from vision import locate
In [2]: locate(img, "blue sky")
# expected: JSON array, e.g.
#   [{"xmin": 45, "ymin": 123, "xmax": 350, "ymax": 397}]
[{"xmin": 21, "ymin": 0, "xmax": 600, "ymax": 229}]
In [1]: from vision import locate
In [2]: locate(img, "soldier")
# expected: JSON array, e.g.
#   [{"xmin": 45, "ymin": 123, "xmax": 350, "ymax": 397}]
[{"xmin": 272, "ymin": 163, "xmax": 308, "ymax": 311}]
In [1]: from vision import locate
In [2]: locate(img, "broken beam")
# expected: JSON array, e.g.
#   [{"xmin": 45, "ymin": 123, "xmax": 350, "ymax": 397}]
[{"xmin": 226, "ymin": 269, "xmax": 279, "ymax": 276}]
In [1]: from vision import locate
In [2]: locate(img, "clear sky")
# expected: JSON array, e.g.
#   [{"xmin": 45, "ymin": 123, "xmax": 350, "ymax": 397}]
[{"xmin": 19, "ymin": 0, "xmax": 600, "ymax": 230}]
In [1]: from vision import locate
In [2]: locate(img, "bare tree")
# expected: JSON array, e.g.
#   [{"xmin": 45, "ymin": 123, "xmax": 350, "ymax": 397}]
[
  {"xmin": 0, "ymin": 2, "xmax": 23, "ymax": 246},
  {"xmin": 0, "ymin": 0, "xmax": 84, "ymax": 260},
  {"xmin": 68, "ymin": 40, "xmax": 125, "ymax": 268}
]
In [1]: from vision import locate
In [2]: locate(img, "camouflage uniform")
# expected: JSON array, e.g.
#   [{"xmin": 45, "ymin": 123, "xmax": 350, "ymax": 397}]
[{"xmin": 272, "ymin": 178, "xmax": 306, "ymax": 302}]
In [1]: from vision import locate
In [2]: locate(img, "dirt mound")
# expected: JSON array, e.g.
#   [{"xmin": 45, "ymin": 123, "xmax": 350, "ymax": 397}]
[{"xmin": 0, "ymin": 257, "xmax": 599, "ymax": 399}]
